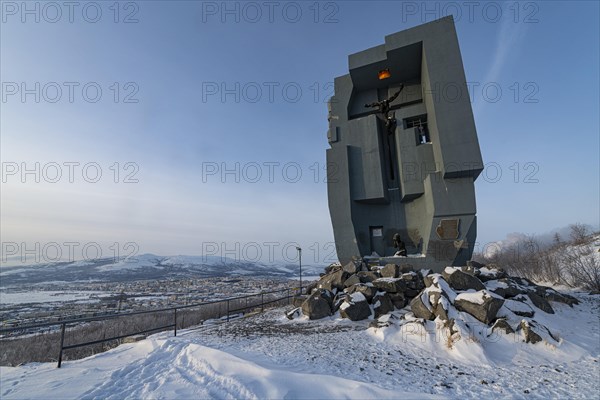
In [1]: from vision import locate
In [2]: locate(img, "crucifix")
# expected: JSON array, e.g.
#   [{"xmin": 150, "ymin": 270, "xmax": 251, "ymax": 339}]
[{"xmin": 364, "ymin": 84, "xmax": 405, "ymax": 181}]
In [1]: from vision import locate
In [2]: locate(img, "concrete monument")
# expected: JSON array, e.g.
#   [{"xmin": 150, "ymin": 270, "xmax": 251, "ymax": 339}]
[{"xmin": 326, "ymin": 16, "xmax": 483, "ymax": 272}]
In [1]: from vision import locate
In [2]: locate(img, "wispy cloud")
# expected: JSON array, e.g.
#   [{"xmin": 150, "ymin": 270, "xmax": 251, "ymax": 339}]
[{"xmin": 475, "ymin": 18, "xmax": 528, "ymax": 116}]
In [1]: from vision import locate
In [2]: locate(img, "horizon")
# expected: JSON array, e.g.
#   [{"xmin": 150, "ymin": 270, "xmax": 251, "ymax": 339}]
[{"xmin": 2, "ymin": 222, "xmax": 598, "ymax": 267}]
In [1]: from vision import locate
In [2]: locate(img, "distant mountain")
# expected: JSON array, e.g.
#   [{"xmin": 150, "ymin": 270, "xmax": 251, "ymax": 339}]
[{"xmin": 0, "ymin": 254, "xmax": 325, "ymax": 287}]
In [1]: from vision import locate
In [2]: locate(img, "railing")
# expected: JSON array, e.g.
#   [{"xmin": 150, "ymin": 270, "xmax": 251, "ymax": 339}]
[{"xmin": 0, "ymin": 287, "xmax": 296, "ymax": 368}]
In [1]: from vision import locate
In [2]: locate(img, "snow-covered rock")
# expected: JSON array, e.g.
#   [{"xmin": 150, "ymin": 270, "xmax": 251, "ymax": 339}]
[
  {"xmin": 454, "ymin": 290, "xmax": 504, "ymax": 324},
  {"xmin": 442, "ymin": 267, "xmax": 485, "ymax": 291},
  {"xmin": 373, "ymin": 292, "xmax": 394, "ymax": 318},
  {"xmin": 339, "ymin": 292, "xmax": 372, "ymax": 321},
  {"xmin": 301, "ymin": 289, "xmax": 333, "ymax": 320}
]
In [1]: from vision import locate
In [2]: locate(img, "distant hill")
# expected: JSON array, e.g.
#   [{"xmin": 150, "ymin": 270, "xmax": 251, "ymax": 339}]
[{"xmin": 0, "ymin": 254, "xmax": 324, "ymax": 287}]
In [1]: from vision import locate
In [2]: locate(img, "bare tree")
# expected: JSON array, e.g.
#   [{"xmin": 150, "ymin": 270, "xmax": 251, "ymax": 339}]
[
  {"xmin": 569, "ymin": 223, "xmax": 590, "ymax": 245},
  {"xmin": 479, "ymin": 226, "xmax": 599, "ymax": 291}
]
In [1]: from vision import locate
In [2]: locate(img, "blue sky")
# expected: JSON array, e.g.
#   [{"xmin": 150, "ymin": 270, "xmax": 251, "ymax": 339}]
[{"xmin": 1, "ymin": 1, "xmax": 599, "ymax": 264}]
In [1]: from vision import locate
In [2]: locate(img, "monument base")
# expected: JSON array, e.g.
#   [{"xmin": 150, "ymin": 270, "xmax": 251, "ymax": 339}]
[{"xmin": 363, "ymin": 254, "xmax": 466, "ymax": 274}]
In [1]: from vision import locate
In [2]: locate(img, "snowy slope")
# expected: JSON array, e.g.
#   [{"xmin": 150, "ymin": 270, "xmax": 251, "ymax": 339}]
[
  {"xmin": 1, "ymin": 291, "xmax": 598, "ymax": 399},
  {"xmin": 0, "ymin": 335, "xmax": 436, "ymax": 400}
]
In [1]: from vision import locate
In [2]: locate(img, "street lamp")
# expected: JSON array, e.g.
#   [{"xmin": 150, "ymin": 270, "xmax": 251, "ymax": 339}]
[{"xmin": 296, "ymin": 246, "xmax": 302, "ymax": 295}]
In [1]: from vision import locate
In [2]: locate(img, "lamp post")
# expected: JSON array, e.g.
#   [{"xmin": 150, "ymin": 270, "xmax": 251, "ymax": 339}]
[{"xmin": 296, "ymin": 246, "xmax": 302, "ymax": 295}]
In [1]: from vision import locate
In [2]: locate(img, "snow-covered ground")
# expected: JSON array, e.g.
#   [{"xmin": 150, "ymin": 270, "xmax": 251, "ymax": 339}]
[
  {"xmin": 1, "ymin": 292, "xmax": 599, "ymax": 399},
  {"xmin": 0, "ymin": 290, "xmax": 110, "ymax": 305}
]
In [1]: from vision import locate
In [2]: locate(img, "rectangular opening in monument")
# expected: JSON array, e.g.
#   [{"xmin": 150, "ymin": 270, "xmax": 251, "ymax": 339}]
[
  {"xmin": 370, "ymin": 226, "xmax": 385, "ymax": 257},
  {"xmin": 404, "ymin": 114, "xmax": 430, "ymax": 145}
]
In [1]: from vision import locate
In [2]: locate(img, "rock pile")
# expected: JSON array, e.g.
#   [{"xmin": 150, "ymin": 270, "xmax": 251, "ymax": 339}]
[{"xmin": 288, "ymin": 260, "xmax": 579, "ymax": 345}]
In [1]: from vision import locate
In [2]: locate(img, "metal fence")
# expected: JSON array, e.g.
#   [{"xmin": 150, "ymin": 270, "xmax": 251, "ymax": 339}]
[{"xmin": 0, "ymin": 287, "xmax": 296, "ymax": 368}]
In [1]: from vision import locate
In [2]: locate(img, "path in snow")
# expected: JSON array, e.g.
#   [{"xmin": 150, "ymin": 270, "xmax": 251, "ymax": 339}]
[{"xmin": 1, "ymin": 293, "xmax": 598, "ymax": 399}]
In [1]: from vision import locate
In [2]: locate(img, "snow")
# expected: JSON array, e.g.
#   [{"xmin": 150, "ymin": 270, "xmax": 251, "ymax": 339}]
[
  {"xmin": 454, "ymin": 290, "xmax": 487, "ymax": 305},
  {"xmin": 374, "ymin": 277, "xmax": 402, "ymax": 283},
  {"xmin": 484, "ymin": 279, "xmax": 509, "ymax": 290},
  {"xmin": 0, "ymin": 333, "xmax": 436, "ymax": 400},
  {"xmin": 479, "ymin": 267, "xmax": 500, "ymax": 277},
  {"xmin": 503, "ymin": 299, "xmax": 535, "ymax": 315},
  {"xmin": 1, "ymin": 292, "xmax": 599, "ymax": 399},
  {"xmin": 349, "ymin": 292, "xmax": 366, "ymax": 303},
  {"xmin": 420, "ymin": 291, "xmax": 433, "ymax": 311},
  {"xmin": 444, "ymin": 266, "xmax": 458, "ymax": 275},
  {"xmin": 429, "ymin": 274, "xmax": 458, "ymax": 302},
  {"xmin": 0, "ymin": 290, "xmax": 108, "ymax": 305},
  {"xmin": 365, "ymin": 253, "xmax": 425, "ymax": 259}
]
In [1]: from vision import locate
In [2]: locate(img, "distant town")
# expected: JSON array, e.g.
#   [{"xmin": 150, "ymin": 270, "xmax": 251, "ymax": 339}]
[{"xmin": 0, "ymin": 277, "xmax": 298, "ymax": 329}]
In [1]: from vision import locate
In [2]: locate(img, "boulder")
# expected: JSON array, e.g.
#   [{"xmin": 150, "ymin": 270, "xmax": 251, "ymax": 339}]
[
  {"xmin": 367, "ymin": 262, "xmax": 381, "ymax": 272},
  {"xmin": 527, "ymin": 292, "xmax": 555, "ymax": 314},
  {"xmin": 332, "ymin": 269, "xmax": 350, "ymax": 290},
  {"xmin": 538, "ymin": 288, "xmax": 579, "ymax": 306},
  {"xmin": 399, "ymin": 264, "xmax": 415, "ymax": 273},
  {"xmin": 495, "ymin": 278, "xmax": 527, "ymax": 298},
  {"xmin": 404, "ymin": 289, "xmax": 421, "ymax": 298},
  {"xmin": 356, "ymin": 271, "xmax": 379, "ymax": 283},
  {"xmin": 324, "ymin": 263, "xmax": 342, "ymax": 275},
  {"xmin": 466, "ymin": 260, "xmax": 485, "ymax": 269},
  {"xmin": 339, "ymin": 292, "xmax": 372, "ymax": 321},
  {"xmin": 332, "ymin": 292, "xmax": 350, "ymax": 313},
  {"xmin": 369, "ymin": 313, "xmax": 398, "ymax": 329},
  {"xmin": 410, "ymin": 292, "xmax": 435, "ymax": 320},
  {"xmin": 420, "ymin": 282, "xmax": 452, "ymax": 321},
  {"xmin": 292, "ymin": 295, "xmax": 308, "ymax": 308},
  {"xmin": 305, "ymin": 281, "xmax": 318, "ymax": 295},
  {"xmin": 432, "ymin": 294, "xmax": 452, "ymax": 321},
  {"xmin": 523, "ymin": 320, "xmax": 560, "ymax": 343},
  {"xmin": 427, "ymin": 275, "xmax": 458, "ymax": 302},
  {"xmin": 443, "ymin": 268, "xmax": 485, "ymax": 291},
  {"xmin": 343, "ymin": 274, "xmax": 361, "ymax": 288},
  {"xmin": 400, "ymin": 272, "xmax": 425, "ymax": 292},
  {"xmin": 491, "ymin": 318, "xmax": 514, "ymax": 335},
  {"xmin": 380, "ymin": 263, "xmax": 399, "ymax": 278},
  {"xmin": 359, "ymin": 261, "xmax": 370, "ymax": 272},
  {"xmin": 317, "ymin": 275, "xmax": 335, "ymax": 292},
  {"xmin": 301, "ymin": 289, "xmax": 333, "ymax": 320},
  {"xmin": 454, "ymin": 290, "xmax": 504, "ymax": 324},
  {"xmin": 504, "ymin": 299, "xmax": 535, "ymax": 318},
  {"xmin": 342, "ymin": 261, "xmax": 359, "ymax": 274},
  {"xmin": 373, "ymin": 278, "xmax": 407, "ymax": 293},
  {"xmin": 488, "ymin": 287, "xmax": 506, "ymax": 298},
  {"xmin": 424, "ymin": 275, "xmax": 435, "ymax": 288},
  {"xmin": 432, "ymin": 298, "xmax": 449, "ymax": 321},
  {"xmin": 411, "ymin": 275, "xmax": 456, "ymax": 321},
  {"xmin": 511, "ymin": 276, "xmax": 537, "ymax": 288},
  {"xmin": 389, "ymin": 292, "xmax": 407, "ymax": 309},
  {"xmin": 477, "ymin": 264, "xmax": 507, "ymax": 282},
  {"xmin": 318, "ymin": 269, "xmax": 349, "ymax": 292},
  {"xmin": 400, "ymin": 272, "xmax": 417, "ymax": 282},
  {"xmin": 373, "ymin": 292, "xmax": 394, "ymax": 318},
  {"xmin": 520, "ymin": 320, "xmax": 543, "ymax": 344},
  {"xmin": 459, "ymin": 265, "xmax": 480, "ymax": 277},
  {"xmin": 419, "ymin": 269, "xmax": 433, "ymax": 280},
  {"xmin": 347, "ymin": 283, "xmax": 377, "ymax": 302},
  {"xmin": 286, "ymin": 307, "xmax": 302, "ymax": 320},
  {"xmin": 401, "ymin": 271, "xmax": 419, "ymax": 280}
]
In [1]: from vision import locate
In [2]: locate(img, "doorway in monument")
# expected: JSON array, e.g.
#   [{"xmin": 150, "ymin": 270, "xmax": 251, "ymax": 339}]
[{"xmin": 369, "ymin": 226, "xmax": 385, "ymax": 257}]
